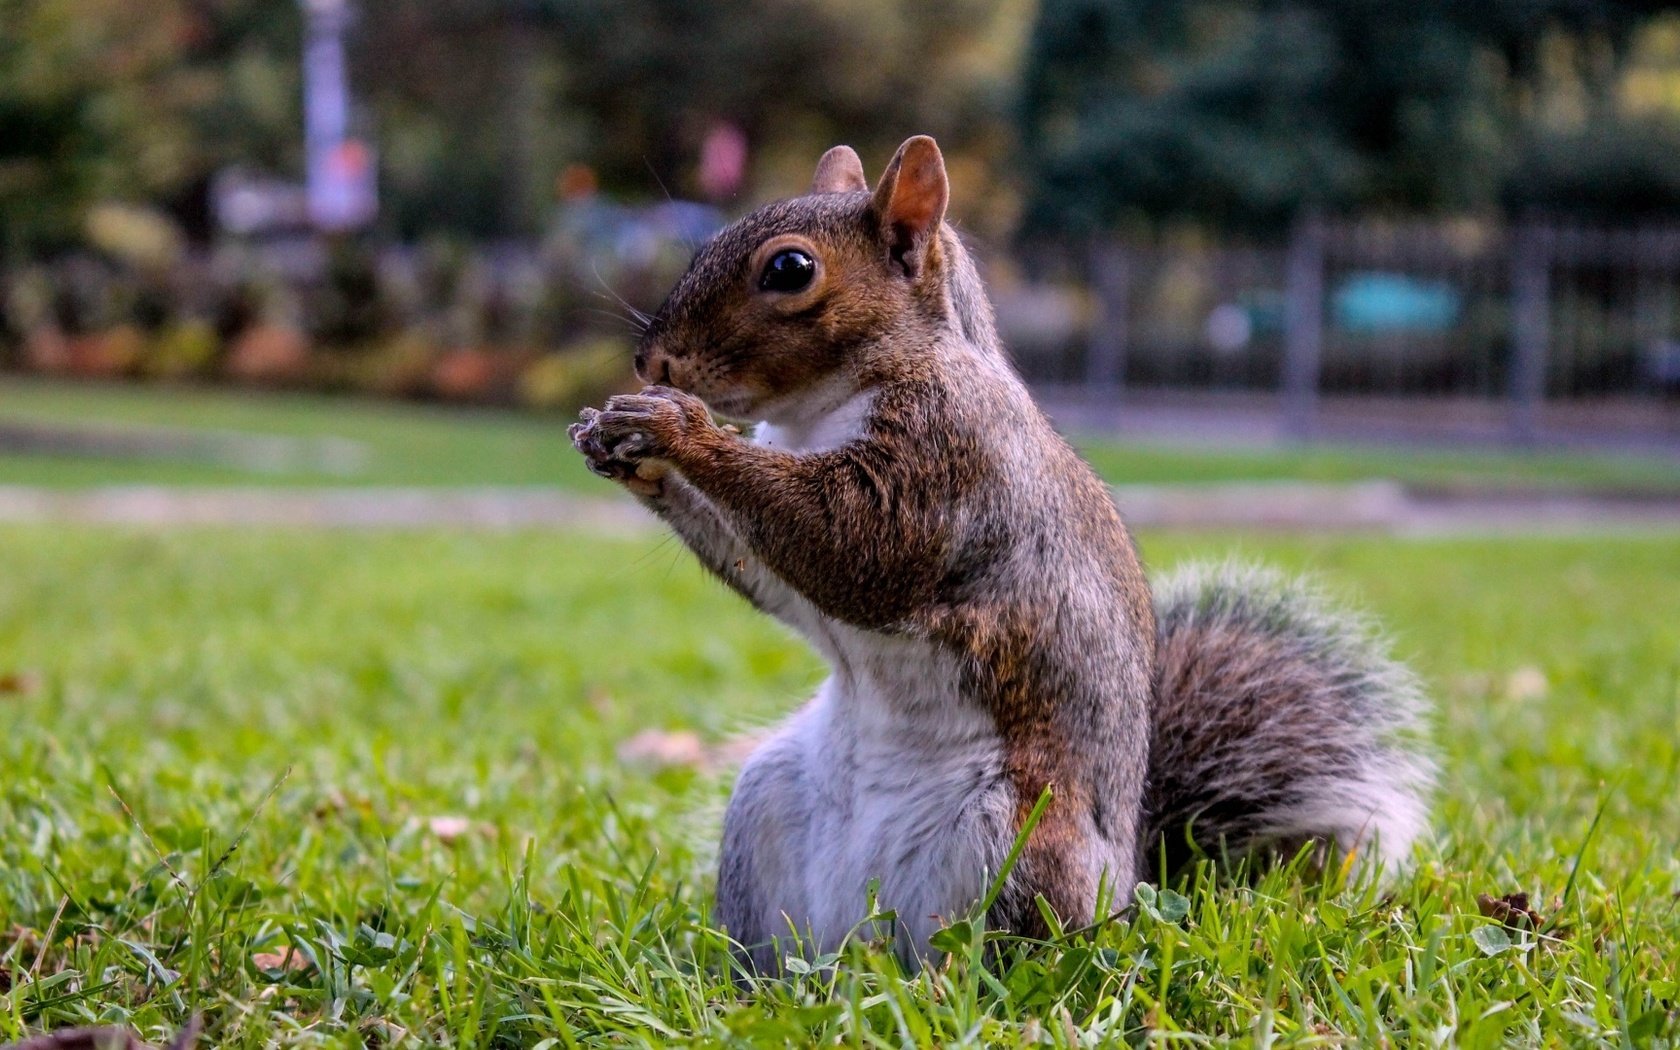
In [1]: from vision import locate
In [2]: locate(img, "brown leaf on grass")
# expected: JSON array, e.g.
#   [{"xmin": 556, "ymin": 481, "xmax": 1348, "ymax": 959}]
[
  {"xmin": 1504, "ymin": 666, "xmax": 1549, "ymax": 702},
  {"xmin": 423, "ymin": 815, "xmax": 493, "ymax": 843},
  {"xmin": 251, "ymin": 946, "xmax": 312, "ymax": 974},
  {"xmin": 426, "ymin": 815, "xmax": 471, "ymax": 841},
  {"xmin": 0, "ymin": 671, "xmax": 40, "ymax": 697},
  {"xmin": 311, "ymin": 789, "xmax": 375, "ymax": 820},
  {"xmin": 1477, "ymin": 891, "xmax": 1544, "ymax": 929},
  {"xmin": 616, "ymin": 728, "xmax": 769, "ymax": 773},
  {"xmin": 0, "ymin": 1016, "xmax": 200, "ymax": 1050},
  {"xmin": 709, "ymin": 730, "xmax": 769, "ymax": 768},
  {"xmin": 358, "ymin": 1019, "xmax": 409, "ymax": 1047},
  {"xmin": 617, "ymin": 729, "xmax": 707, "ymax": 769},
  {"xmin": 4, "ymin": 925, "xmax": 40, "ymax": 956}
]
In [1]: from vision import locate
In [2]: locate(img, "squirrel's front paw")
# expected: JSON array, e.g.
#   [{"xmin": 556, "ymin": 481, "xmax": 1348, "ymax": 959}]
[
  {"xmin": 570, "ymin": 407, "xmax": 657, "ymax": 493},
  {"xmin": 570, "ymin": 387, "xmax": 713, "ymax": 495},
  {"xmin": 593, "ymin": 387, "xmax": 712, "ymax": 458}
]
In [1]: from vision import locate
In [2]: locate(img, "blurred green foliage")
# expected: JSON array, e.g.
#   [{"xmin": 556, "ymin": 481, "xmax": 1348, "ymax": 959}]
[
  {"xmin": 1019, "ymin": 0, "xmax": 1680, "ymax": 234},
  {"xmin": 0, "ymin": 0, "xmax": 1028, "ymax": 249},
  {"xmin": 11, "ymin": 0, "xmax": 1680, "ymax": 248},
  {"xmin": 0, "ymin": 0, "xmax": 302, "ymax": 252}
]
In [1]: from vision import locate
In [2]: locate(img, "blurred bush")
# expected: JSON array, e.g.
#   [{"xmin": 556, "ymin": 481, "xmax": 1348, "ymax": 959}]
[
  {"xmin": 1018, "ymin": 1, "xmax": 1680, "ymax": 237},
  {"xmin": 144, "ymin": 319, "xmax": 221, "ymax": 379},
  {"xmin": 518, "ymin": 338, "xmax": 637, "ymax": 413},
  {"xmin": 0, "ymin": 202, "xmax": 652, "ymax": 409}
]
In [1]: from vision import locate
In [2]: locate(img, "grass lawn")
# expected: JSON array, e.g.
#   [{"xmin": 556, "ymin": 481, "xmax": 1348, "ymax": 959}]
[
  {"xmin": 1, "ymin": 525, "xmax": 1676, "ymax": 1045},
  {"xmin": 4, "ymin": 376, "xmax": 1678, "ymax": 491}
]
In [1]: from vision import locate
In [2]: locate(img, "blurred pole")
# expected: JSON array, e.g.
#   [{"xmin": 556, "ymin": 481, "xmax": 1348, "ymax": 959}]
[
  {"xmin": 1508, "ymin": 224, "xmax": 1552, "ymax": 445},
  {"xmin": 1282, "ymin": 213, "xmax": 1325, "ymax": 439},
  {"xmin": 302, "ymin": 0, "xmax": 375, "ymax": 232},
  {"xmin": 1086, "ymin": 238, "xmax": 1130, "ymax": 394}
]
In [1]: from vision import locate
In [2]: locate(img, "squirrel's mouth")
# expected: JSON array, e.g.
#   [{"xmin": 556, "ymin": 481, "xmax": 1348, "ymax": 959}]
[{"xmin": 638, "ymin": 349, "xmax": 754, "ymax": 419}]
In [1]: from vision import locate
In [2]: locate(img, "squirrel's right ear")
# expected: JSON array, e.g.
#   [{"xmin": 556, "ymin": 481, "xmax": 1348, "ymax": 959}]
[
  {"xmin": 871, "ymin": 135, "xmax": 947, "ymax": 278},
  {"xmin": 810, "ymin": 146, "xmax": 867, "ymax": 194}
]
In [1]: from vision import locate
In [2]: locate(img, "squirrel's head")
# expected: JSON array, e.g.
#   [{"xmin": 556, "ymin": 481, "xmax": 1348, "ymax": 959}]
[{"xmin": 635, "ymin": 135, "xmax": 954, "ymax": 421}]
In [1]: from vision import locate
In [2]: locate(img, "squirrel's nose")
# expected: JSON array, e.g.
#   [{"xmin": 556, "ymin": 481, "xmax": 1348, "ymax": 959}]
[{"xmin": 636, "ymin": 351, "xmax": 671, "ymax": 385}]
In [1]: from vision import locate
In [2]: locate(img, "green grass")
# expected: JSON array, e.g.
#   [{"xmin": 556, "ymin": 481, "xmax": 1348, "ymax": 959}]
[
  {"xmin": 4, "ymin": 376, "xmax": 1677, "ymax": 491},
  {"xmin": 1, "ymin": 526, "xmax": 1676, "ymax": 1046},
  {"xmin": 0, "ymin": 378, "xmax": 597, "ymax": 488}
]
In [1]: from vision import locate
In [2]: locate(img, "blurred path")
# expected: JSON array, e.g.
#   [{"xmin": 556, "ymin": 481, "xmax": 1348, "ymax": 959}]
[
  {"xmin": 1037, "ymin": 389, "xmax": 1680, "ymax": 455},
  {"xmin": 1, "ymin": 483, "xmax": 1677, "ymax": 534}
]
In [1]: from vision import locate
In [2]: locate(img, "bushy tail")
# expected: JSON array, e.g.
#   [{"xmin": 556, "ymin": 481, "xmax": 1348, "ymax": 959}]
[{"xmin": 1143, "ymin": 562, "xmax": 1435, "ymax": 879}]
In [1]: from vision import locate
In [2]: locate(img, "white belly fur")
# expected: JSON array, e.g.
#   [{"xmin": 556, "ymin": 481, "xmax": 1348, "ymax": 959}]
[{"xmin": 734, "ymin": 629, "xmax": 1012, "ymax": 962}]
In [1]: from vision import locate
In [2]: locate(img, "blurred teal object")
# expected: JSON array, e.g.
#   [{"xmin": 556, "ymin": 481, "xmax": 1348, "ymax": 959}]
[{"xmin": 1333, "ymin": 272, "xmax": 1461, "ymax": 332}]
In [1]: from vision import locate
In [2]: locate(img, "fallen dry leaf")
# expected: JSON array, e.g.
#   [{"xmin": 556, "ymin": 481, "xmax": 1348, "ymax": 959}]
[
  {"xmin": 358, "ymin": 1019, "xmax": 409, "ymax": 1047},
  {"xmin": 586, "ymin": 685, "xmax": 616, "ymax": 718},
  {"xmin": 311, "ymin": 789, "xmax": 374, "ymax": 820},
  {"xmin": 1505, "ymin": 666, "xmax": 1549, "ymax": 702},
  {"xmin": 251, "ymin": 947, "xmax": 311, "ymax": 974},
  {"xmin": 616, "ymin": 728, "xmax": 769, "ymax": 773},
  {"xmin": 426, "ymin": 815, "xmax": 473, "ymax": 842},
  {"xmin": 1477, "ymin": 891, "xmax": 1545, "ymax": 930},
  {"xmin": 420, "ymin": 815, "xmax": 496, "ymax": 843},
  {"xmin": 5, "ymin": 925, "xmax": 41, "ymax": 955},
  {"xmin": 0, "ymin": 671, "xmax": 40, "ymax": 697},
  {"xmin": 709, "ymin": 730, "xmax": 768, "ymax": 768},
  {"xmin": 617, "ymin": 729, "xmax": 707, "ymax": 769}
]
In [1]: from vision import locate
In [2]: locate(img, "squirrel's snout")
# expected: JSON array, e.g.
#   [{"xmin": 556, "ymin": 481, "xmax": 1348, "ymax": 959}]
[{"xmin": 635, "ymin": 349, "xmax": 672, "ymax": 386}]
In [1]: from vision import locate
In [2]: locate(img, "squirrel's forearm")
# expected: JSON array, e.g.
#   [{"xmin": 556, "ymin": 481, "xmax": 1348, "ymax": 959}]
[
  {"xmin": 665, "ymin": 431, "xmax": 948, "ymax": 631},
  {"xmin": 637, "ymin": 477, "xmax": 756, "ymax": 602},
  {"xmin": 639, "ymin": 475, "xmax": 813, "ymax": 623}
]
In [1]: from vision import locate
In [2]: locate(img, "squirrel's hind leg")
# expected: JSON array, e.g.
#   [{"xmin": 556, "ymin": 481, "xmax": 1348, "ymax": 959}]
[{"xmin": 715, "ymin": 703, "xmax": 822, "ymax": 974}]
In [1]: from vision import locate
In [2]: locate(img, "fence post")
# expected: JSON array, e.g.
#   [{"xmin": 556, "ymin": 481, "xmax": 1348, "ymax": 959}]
[
  {"xmin": 1086, "ymin": 238, "xmax": 1130, "ymax": 393},
  {"xmin": 1508, "ymin": 224, "xmax": 1551, "ymax": 445},
  {"xmin": 1282, "ymin": 214, "xmax": 1325, "ymax": 438}
]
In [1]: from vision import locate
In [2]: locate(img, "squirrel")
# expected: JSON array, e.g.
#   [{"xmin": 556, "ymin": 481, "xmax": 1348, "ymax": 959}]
[{"xmin": 569, "ymin": 135, "xmax": 1434, "ymax": 972}]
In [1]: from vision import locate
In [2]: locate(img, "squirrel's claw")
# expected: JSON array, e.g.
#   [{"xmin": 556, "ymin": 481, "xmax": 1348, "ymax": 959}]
[{"xmin": 571, "ymin": 401, "xmax": 669, "ymax": 491}]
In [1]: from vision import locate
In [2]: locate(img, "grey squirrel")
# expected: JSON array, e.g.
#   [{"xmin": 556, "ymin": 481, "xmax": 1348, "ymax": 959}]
[{"xmin": 569, "ymin": 136, "xmax": 1434, "ymax": 971}]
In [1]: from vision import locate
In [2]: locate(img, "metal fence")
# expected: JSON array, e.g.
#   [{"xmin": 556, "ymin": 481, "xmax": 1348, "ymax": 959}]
[{"xmin": 1006, "ymin": 220, "xmax": 1680, "ymax": 444}]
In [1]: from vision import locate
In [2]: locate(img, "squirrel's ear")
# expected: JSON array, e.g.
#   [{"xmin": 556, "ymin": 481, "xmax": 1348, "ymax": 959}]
[
  {"xmin": 871, "ymin": 135, "xmax": 947, "ymax": 277},
  {"xmin": 810, "ymin": 145, "xmax": 867, "ymax": 194}
]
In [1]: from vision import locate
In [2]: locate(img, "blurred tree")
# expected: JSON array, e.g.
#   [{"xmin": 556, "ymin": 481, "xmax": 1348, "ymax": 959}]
[
  {"xmin": 15, "ymin": 0, "xmax": 1680, "ymax": 254},
  {"xmin": 1018, "ymin": 0, "xmax": 1680, "ymax": 235},
  {"xmin": 359, "ymin": 0, "xmax": 1029, "ymax": 236},
  {"xmin": 2, "ymin": 0, "xmax": 1030, "ymax": 245},
  {"xmin": 549, "ymin": 0, "xmax": 1022, "ymax": 194},
  {"xmin": 0, "ymin": 0, "xmax": 301, "ymax": 253}
]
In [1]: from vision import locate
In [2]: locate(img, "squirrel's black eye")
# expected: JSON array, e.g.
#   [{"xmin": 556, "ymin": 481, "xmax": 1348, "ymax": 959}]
[{"xmin": 759, "ymin": 249, "xmax": 816, "ymax": 293}]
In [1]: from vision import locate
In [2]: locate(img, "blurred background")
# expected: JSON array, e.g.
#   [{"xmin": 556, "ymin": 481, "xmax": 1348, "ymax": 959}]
[{"xmin": 3, "ymin": 0, "xmax": 1679, "ymax": 497}]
